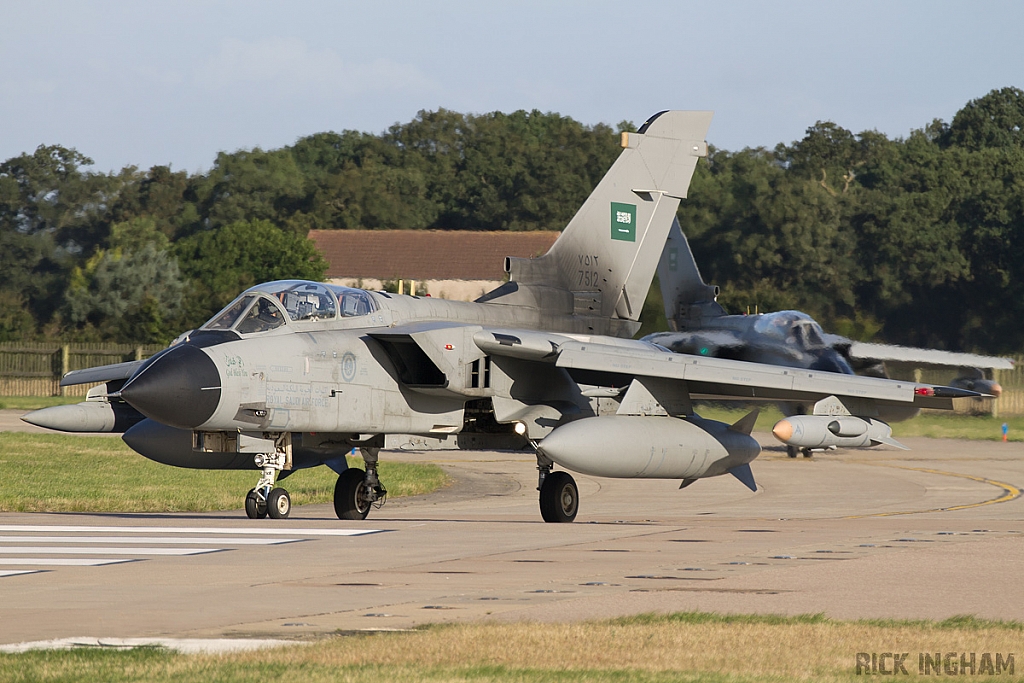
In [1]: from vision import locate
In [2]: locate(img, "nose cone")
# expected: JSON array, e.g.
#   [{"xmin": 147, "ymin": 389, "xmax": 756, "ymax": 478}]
[
  {"xmin": 120, "ymin": 344, "xmax": 221, "ymax": 429},
  {"xmin": 772, "ymin": 419, "xmax": 794, "ymax": 443}
]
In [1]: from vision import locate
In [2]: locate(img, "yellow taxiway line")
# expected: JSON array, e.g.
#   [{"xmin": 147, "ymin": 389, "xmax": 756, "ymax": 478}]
[{"xmin": 844, "ymin": 463, "xmax": 1022, "ymax": 519}]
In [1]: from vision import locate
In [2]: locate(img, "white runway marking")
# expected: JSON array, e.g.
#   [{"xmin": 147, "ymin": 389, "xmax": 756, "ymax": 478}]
[
  {"xmin": 0, "ymin": 558, "xmax": 135, "ymax": 567},
  {"xmin": 0, "ymin": 522, "xmax": 385, "ymax": 577},
  {"xmin": 0, "ymin": 536, "xmax": 301, "ymax": 545},
  {"xmin": 0, "ymin": 525, "xmax": 381, "ymax": 536},
  {"xmin": 0, "ymin": 547, "xmax": 224, "ymax": 556}
]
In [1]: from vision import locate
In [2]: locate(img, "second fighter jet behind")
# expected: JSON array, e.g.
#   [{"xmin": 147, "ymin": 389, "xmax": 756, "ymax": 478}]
[{"xmin": 645, "ymin": 218, "xmax": 1010, "ymax": 456}]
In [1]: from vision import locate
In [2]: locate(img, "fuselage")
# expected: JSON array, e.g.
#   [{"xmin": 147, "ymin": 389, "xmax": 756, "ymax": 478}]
[{"xmin": 118, "ymin": 280, "xmax": 648, "ymax": 437}]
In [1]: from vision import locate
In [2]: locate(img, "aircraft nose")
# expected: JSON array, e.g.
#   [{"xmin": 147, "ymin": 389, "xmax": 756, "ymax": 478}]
[{"xmin": 120, "ymin": 344, "xmax": 221, "ymax": 429}]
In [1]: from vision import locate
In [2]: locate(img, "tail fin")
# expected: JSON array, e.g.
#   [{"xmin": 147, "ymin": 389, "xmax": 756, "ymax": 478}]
[
  {"xmin": 657, "ymin": 217, "xmax": 725, "ymax": 330},
  {"xmin": 493, "ymin": 111, "xmax": 712, "ymax": 335}
]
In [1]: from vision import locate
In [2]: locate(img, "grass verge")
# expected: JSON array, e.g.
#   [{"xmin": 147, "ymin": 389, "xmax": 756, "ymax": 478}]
[
  {"xmin": 694, "ymin": 403, "xmax": 785, "ymax": 432},
  {"xmin": 0, "ymin": 395, "xmax": 81, "ymax": 411},
  {"xmin": 2, "ymin": 612, "xmax": 1022, "ymax": 682},
  {"xmin": 0, "ymin": 433, "xmax": 448, "ymax": 512},
  {"xmin": 890, "ymin": 413, "xmax": 1024, "ymax": 442}
]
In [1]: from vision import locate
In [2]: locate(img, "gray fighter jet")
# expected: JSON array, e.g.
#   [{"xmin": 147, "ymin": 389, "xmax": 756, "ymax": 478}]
[
  {"xmin": 24, "ymin": 111, "xmax": 980, "ymax": 522},
  {"xmin": 644, "ymin": 218, "xmax": 1011, "ymax": 457}
]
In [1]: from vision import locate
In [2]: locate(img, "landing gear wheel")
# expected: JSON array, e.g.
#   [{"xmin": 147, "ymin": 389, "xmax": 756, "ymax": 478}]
[
  {"xmin": 802, "ymin": 448, "xmax": 813, "ymax": 458},
  {"xmin": 539, "ymin": 471, "xmax": 578, "ymax": 523},
  {"xmin": 334, "ymin": 468, "xmax": 371, "ymax": 520},
  {"xmin": 786, "ymin": 446, "xmax": 799, "ymax": 458},
  {"xmin": 245, "ymin": 488, "xmax": 267, "ymax": 519},
  {"xmin": 267, "ymin": 488, "xmax": 291, "ymax": 519}
]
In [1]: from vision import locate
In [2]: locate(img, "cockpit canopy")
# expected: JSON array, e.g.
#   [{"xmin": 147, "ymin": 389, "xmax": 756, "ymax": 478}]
[
  {"xmin": 753, "ymin": 310, "xmax": 826, "ymax": 349},
  {"xmin": 201, "ymin": 280, "xmax": 376, "ymax": 334}
]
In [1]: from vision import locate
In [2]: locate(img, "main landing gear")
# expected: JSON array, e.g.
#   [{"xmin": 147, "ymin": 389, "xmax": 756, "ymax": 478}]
[
  {"xmin": 333, "ymin": 446, "xmax": 387, "ymax": 520},
  {"xmin": 537, "ymin": 454, "xmax": 578, "ymax": 523},
  {"xmin": 786, "ymin": 445, "xmax": 813, "ymax": 458}
]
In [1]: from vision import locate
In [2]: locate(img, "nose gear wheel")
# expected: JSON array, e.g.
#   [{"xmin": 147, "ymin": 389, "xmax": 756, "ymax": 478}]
[
  {"xmin": 245, "ymin": 488, "xmax": 268, "ymax": 519},
  {"xmin": 539, "ymin": 470, "xmax": 579, "ymax": 523}
]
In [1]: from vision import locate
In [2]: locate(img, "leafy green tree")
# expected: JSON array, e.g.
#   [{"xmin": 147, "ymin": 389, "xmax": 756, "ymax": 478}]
[
  {"xmin": 941, "ymin": 86, "xmax": 1024, "ymax": 151},
  {"xmin": 62, "ymin": 217, "xmax": 186, "ymax": 343},
  {"xmin": 175, "ymin": 219, "xmax": 328, "ymax": 323},
  {"xmin": 291, "ymin": 130, "xmax": 437, "ymax": 231},
  {"xmin": 0, "ymin": 290, "xmax": 36, "ymax": 341},
  {"xmin": 0, "ymin": 145, "xmax": 108, "ymax": 329},
  {"xmin": 429, "ymin": 110, "xmax": 622, "ymax": 231},
  {"xmin": 192, "ymin": 148, "xmax": 308, "ymax": 233},
  {"xmin": 105, "ymin": 165, "xmax": 199, "ymax": 240},
  {"xmin": 679, "ymin": 146, "xmax": 858, "ymax": 321}
]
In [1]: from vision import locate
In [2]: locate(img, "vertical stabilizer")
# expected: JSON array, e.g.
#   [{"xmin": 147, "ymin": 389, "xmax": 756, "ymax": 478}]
[
  {"xmin": 498, "ymin": 111, "xmax": 713, "ymax": 333},
  {"xmin": 657, "ymin": 217, "xmax": 725, "ymax": 330}
]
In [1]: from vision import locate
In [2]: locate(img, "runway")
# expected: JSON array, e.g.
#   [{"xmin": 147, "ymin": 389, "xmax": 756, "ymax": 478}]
[{"xmin": 1, "ymin": 431, "xmax": 1024, "ymax": 645}]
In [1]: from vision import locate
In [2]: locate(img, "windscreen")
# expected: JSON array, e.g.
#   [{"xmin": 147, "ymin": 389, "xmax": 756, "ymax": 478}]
[
  {"xmin": 250, "ymin": 281, "xmax": 337, "ymax": 321},
  {"xmin": 236, "ymin": 297, "xmax": 287, "ymax": 334},
  {"xmin": 204, "ymin": 296, "xmax": 255, "ymax": 330}
]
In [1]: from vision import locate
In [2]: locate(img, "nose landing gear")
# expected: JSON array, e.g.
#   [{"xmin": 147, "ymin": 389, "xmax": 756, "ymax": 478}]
[
  {"xmin": 242, "ymin": 433, "xmax": 293, "ymax": 519},
  {"xmin": 245, "ymin": 456, "xmax": 292, "ymax": 519}
]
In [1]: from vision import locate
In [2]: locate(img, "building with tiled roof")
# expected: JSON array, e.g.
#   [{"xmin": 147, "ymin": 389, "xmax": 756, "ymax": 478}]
[{"xmin": 308, "ymin": 229, "xmax": 559, "ymax": 300}]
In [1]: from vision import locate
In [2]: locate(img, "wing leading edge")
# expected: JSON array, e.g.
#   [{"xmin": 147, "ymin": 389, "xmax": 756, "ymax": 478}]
[{"xmin": 553, "ymin": 340, "xmax": 980, "ymax": 410}]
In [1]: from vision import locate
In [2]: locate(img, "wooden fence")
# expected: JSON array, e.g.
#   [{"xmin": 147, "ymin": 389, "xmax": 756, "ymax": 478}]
[{"xmin": 0, "ymin": 342, "xmax": 164, "ymax": 397}]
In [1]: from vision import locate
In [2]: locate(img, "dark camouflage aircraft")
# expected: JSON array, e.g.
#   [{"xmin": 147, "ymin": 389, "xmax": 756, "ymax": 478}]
[{"xmin": 644, "ymin": 218, "xmax": 1009, "ymax": 457}]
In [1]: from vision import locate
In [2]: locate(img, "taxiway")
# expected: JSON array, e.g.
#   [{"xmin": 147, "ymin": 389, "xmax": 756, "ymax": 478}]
[{"xmin": 1, "ymin": 428, "xmax": 1023, "ymax": 645}]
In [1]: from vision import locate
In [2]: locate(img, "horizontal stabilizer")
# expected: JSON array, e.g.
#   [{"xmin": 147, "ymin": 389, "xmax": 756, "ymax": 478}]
[
  {"xmin": 729, "ymin": 409, "xmax": 760, "ymax": 435},
  {"xmin": 728, "ymin": 463, "xmax": 757, "ymax": 492},
  {"xmin": 871, "ymin": 436, "xmax": 911, "ymax": 451}
]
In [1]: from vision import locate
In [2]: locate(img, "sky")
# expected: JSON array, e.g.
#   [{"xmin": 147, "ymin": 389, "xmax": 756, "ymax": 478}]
[{"xmin": 2, "ymin": 0, "xmax": 1022, "ymax": 174}]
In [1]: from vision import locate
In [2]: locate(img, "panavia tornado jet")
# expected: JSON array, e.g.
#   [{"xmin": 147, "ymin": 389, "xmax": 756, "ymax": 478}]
[
  {"xmin": 24, "ymin": 111, "xmax": 981, "ymax": 522},
  {"xmin": 644, "ymin": 218, "xmax": 1011, "ymax": 457}
]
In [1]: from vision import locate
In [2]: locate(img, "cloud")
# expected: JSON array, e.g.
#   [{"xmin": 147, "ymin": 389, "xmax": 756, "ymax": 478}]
[{"xmin": 196, "ymin": 36, "xmax": 434, "ymax": 96}]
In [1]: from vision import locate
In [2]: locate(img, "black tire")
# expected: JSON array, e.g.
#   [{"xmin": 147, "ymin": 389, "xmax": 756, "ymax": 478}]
[
  {"xmin": 334, "ymin": 468, "xmax": 371, "ymax": 520},
  {"xmin": 539, "ymin": 471, "xmax": 578, "ymax": 523},
  {"xmin": 802, "ymin": 448, "xmax": 813, "ymax": 458},
  {"xmin": 267, "ymin": 488, "xmax": 291, "ymax": 519},
  {"xmin": 786, "ymin": 445, "xmax": 799, "ymax": 458},
  {"xmin": 245, "ymin": 488, "xmax": 267, "ymax": 519}
]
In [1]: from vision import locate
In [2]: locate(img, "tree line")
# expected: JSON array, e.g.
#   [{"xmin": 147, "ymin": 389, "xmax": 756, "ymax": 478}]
[{"xmin": 1, "ymin": 90, "xmax": 1023, "ymax": 353}]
